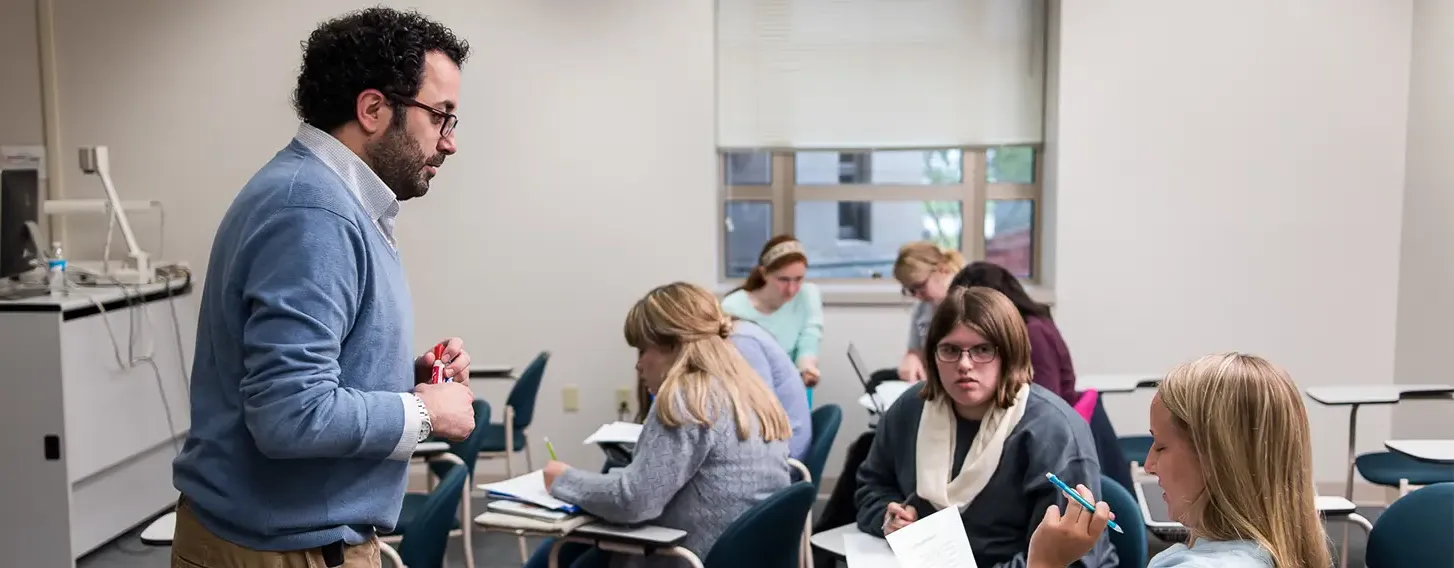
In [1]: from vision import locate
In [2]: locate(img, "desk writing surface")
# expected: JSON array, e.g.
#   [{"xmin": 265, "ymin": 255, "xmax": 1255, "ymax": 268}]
[
  {"xmin": 811, "ymin": 523, "xmax": 869, "ymax": 557},
  {"xmin": 1139, "ymin": 481, "xmax": 1360, "ymax": 528},
  {"xmin": 573, "ymin": 522, "xmax": 687, "ymax": 545},
  {"xmin": 1385, "ymin": 439, "xmax": 1454, "ymax": 464},
  {"xmin": 1306, "ymin": 384, "xmax": 1454, "ymax": 405},
  {"xmin": 858, "ymin": 380, "xmax": 913, "ymax": 412},
  {"xmin": 1078, "ymin": 374, "xmax": 1161, "ymax": 394}
]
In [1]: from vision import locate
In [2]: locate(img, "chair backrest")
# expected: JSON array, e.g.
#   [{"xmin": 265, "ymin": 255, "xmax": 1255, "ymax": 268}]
[
  {"xmin": 1367, "ymin": 482, "xmax": 1454, "ymax": 568},
  {"xmin": 397, "ymin": 463, "xmax": 469, "ymax": 568},
  {"xmin": 805, "ymin": 404, "xmax": 843, "ymax": 488},
  {"xmin": 428, "ymin": 398, "xmax": 493, "ymax": 480},
  {"xmin": 1072, "ymin": 388, "xmax": 1099, "ymax": 423},
  {"xmin": 703, "ymin": 482, "xmax": 817, "ymax": 568},
  {"xmin": 1098, "ymin": 474, "xmax": 1147, "ymax": 568},
  {"xmin": 506, "ymin": 351, "xmax": 550, "ymax": 429}
]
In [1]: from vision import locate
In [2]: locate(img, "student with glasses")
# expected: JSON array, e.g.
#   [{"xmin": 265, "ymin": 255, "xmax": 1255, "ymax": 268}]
[
  {"xmin": 854, "ymin": 287, "xmax": 1118, "ymax": 568},
  {"xmin": 892, "ymin": 241, "xmax": 967, "ymax": 383}
]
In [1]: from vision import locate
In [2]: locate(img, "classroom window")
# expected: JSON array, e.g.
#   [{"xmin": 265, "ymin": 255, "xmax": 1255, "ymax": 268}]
[
  {"xmin": 715, "ymin": 0, "xmax": 1047, "ymax": 285},
  {"xmin": 720, "ymin": 148, "xmax": 1040, "ymax": 282}
]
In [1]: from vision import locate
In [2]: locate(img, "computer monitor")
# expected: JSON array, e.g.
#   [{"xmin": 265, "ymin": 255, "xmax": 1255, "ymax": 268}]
[{"xmin": 1, "ymin": 168, "xmax": 42, "ymax": 281}]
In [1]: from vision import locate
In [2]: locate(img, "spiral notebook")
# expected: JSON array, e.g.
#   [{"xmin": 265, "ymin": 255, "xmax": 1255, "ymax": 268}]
[{"xmin": 478, "ymin": 470, "xmax": 581, "ymax": 513}]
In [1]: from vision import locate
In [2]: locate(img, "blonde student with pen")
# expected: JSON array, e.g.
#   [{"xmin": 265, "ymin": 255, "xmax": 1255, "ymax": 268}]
[
  {"xmin": 854, "ymin": 286, "xmax": 1118, "ymax": 568},
  {"xmin": 523, "ymin": 282, "xmax": 794, "ymax": 568},
  {"xmin": 1027, "ymin": 353, "xmax": 1333, "ymax": 568}
]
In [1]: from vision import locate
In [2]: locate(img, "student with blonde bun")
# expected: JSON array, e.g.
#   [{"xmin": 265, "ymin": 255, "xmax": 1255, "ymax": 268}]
[
  {"xmin": 529, "ymin": 282, "xmax": 793, "ymax": 568},
  {"xmin": 721, "ymin": 234, "xmax": 825, "ymax": 405},
  {"xmin": 893, "ymin": 241, "xmax": 967, "ymax": 383},
  {"xmin": 1027, "ymin": 353, "xmax": 1333, "ymax": 568}
]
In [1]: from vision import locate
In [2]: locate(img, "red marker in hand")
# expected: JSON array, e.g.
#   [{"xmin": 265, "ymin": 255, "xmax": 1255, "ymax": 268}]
[{"xmin": 430, "ymin": 343, "xmax": 448, "ymax": 384}]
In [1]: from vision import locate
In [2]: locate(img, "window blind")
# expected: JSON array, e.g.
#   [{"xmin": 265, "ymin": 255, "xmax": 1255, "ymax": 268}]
[{"xmin": 716, "ymin": 0, "xmax": 1047, "ymax": 149}]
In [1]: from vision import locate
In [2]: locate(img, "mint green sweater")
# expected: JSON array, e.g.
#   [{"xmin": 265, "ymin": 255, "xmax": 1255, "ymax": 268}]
[{"xmin": 720, "ymin": 283, "xmax": 824, "ymax": 365}]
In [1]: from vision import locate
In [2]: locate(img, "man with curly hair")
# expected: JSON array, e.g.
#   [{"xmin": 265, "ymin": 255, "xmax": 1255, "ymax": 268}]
[{"xmin": 170, "ymin": 8, "xmax": 478, "ymax": 567}]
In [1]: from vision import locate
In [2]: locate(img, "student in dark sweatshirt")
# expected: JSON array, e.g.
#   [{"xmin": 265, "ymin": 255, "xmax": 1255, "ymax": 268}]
[{"xmin": 853, "ymin": 287, "xmax": 1118, "ymax": 568}]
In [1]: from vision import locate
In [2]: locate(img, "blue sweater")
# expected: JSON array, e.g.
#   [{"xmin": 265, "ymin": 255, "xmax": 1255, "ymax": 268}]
[
  {"xmin": 172, "ymin": 136, "xmax": 417, "ymax": 551},
  {"xmin": 729, "ymin": 321, "xmax": 813, "ymax": 461}
]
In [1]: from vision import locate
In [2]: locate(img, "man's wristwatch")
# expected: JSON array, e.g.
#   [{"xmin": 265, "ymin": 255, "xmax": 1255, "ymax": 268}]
[{"xmin": 413, "ymin": 394, "xmax": 433, "ymax": 442}]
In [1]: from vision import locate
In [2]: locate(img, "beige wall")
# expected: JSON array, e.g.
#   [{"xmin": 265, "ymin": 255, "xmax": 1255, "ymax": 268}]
[
  {"xmin": 1, "ymin": 0, "xmax": 1436, "ymax": 490},
  {"xmin": 1393, "ymin": 0, "xmax": 1454, "ymax": 439}
]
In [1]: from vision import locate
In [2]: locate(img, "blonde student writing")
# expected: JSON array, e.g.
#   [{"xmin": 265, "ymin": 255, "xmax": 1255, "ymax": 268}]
[{"xmin": 1026, "ymin": 353, "xmax": 1332, "ymax": 568}]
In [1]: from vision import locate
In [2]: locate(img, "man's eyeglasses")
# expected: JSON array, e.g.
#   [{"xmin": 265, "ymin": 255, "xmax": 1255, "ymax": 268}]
[{"xmin": 386, "ymin": 93, "xmax": 458, "ymax": 137}]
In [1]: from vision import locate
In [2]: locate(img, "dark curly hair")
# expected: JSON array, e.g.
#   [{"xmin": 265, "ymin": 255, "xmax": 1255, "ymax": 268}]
[{"xmin": 293, "ymin": 7, "xmax": 470, "ymax": 133}]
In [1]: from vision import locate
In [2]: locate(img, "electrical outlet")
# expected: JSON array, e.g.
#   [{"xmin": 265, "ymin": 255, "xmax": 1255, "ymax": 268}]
[
  {"xmin": 615, "ymin": 387, "xmax": 633, "ymax": 413},
  {"xmin": 562, "ymin": 385, "xmax": 579, "ymax": 412}
]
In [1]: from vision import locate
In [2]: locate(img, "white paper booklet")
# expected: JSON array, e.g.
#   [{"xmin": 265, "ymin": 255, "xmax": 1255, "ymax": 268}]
[
  {"xmin": 583, "ymin": 421, "xmax": 644, "ymax": 445},
  {"xmin": 478, "ymin": 470, "xmax": 580, "ymax": 512},
  {"xmin": 883, "ymin": 505, "xmax": 978, "ymax": 568},
  {"xmin": 844, "ymin": 532, "xmax": 901, "ymax": 568}
]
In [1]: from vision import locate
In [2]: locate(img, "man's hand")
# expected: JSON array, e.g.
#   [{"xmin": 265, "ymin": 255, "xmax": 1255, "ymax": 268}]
[
  {"xmin": 882, "ymin": 502, "xmax": 918, "ymax": 535},
  {"xmin": 414, "ymin": 381, "xmax": 476, "ymax": 441},
  {"xmin": 543, "ymin": 460, "xmax": 570, "ymax": 490},
  {"xmin": 898, "ymin": 352, "xmax": 926, "ymax": 383},
  {"xmin": 1027, "ymin": 484, "xmax": 1114, "ymax": 568},
  {"xmin": 416, "ymin": 337, "xmax": 471, "ymax": 385}
]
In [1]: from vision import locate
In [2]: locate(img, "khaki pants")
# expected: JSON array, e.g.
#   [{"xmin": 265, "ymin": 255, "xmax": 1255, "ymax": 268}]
[{"xmin": 170, "ymin": 499, "xmax": 381, "ymax": 568}]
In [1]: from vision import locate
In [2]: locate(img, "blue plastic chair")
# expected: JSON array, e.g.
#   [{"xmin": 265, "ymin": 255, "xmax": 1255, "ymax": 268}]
[
  {"xmin": 381, "ymin": 463, "xmax": 470, "ymax": 568},
  {"xmin": 1366, "ymin": 482, "xmax": 1454, "ymax": 568},
  {"xmin": 1099, "ymin": 474, "xmax": 1147, "ymax": 568},
  {"xmin": 701, "ymin": 482, "xmax": 817, "ymax": 568},
  {"xmin": 479, "ymin": 351, "xmax": 549, "ymax": 477},
  {"xmin": 802, "ymin": 404, "xmax": 842, "ymax": 490},
  {"xmin": 1118, "ymin": 435, "xmax": 1154, "ymax": 470},
  {"xmin": 384, "ymin": 399, "xmax": 492, "ymax": 568},
  {"xmin": 1355, "ymin": 451, "xmax": 1454, "ymax": 494}
]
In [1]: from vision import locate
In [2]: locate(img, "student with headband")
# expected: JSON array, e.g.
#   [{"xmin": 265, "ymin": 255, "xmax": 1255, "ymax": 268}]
[
  {"xmin": 1027, "ymin": 353, "xmax": 1332, "ymax": 568},
  {"xmin": 854, "ymin": 286, "xmax": 1117, "ymax": 568},
  {"xmin": 721, "ymin": 234, "xmax": 825, "ymax": 405},
  {"xmin": 893, "ymin": 241, "xmax": 967, "ymax": 383},
  {"xmin": 528, "ymin": 282, "xmax": 793, "ymax": 568}
]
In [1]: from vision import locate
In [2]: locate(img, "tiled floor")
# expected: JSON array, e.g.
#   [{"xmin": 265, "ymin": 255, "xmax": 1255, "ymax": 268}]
[{"xmin": 80, "ymin": 498, "xmax": 1381, "ymax": 568}]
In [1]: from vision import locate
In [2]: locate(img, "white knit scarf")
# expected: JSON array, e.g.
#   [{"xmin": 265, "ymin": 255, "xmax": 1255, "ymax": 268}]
[{"xmin": 914, "ymin": 383, "xmax": 1031, "ymax": 511}]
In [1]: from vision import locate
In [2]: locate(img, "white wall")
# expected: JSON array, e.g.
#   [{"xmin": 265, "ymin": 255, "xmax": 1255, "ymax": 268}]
[
  {"xmin": 1394, "ymin": 0, "xmax": 1454, "ymax": 438},
  {"xmin": 1053, "ymin": 0, "xmax": 1414, "ymax": 492},
  {"xmin": 0, "ymin": 0, "xmax": 1434, "ymax": 491}
]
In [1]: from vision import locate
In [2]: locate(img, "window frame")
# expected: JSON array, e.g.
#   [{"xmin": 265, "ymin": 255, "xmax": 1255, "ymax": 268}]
[{"xmin": 717, "ymin": 146, "xmax": 1044, "ymax": 288}]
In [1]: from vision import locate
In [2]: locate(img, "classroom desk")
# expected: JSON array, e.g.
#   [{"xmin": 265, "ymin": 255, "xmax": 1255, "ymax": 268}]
[
  {"xmin": 1304, "ymin": 384, "xmax": 1454, "ymax": 499},
  {"xmin": 1384, "ymin": 439, "xmax": 1454, "ymax": 464},
  {"xmin": 469, "ymin": 364, "xmax": 516, "ymax": 380},
  {"xmin": 1134, "ymin": 481, "xmax": 1373, "ymax": 533},
  {"xmin": 1078, "ymin": 374, "xmax": 1162, "ymax": 394},
  {"xmin": 472, "ymin": 513, "xmax": 700, "ymax": 568},
  {"xmin": 810, "ymin": 523, "xmax": 874, "ymax": 559},
  {"xmin": 857, "ymin": 380, "xmax": 912, "ymax": 413},
  {"xmin": 0, "ymin": 278, "xmax": 196, "ymax": 566}
]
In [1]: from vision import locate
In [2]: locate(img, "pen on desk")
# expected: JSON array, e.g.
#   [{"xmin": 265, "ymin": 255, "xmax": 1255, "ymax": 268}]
[
  {"xmin": 1045, "ymin": 472, "xmax": 1123, "ymax": 534},
  {"xmin": 545, "ymin": 437, "xmax": 558, "ymax": 461},
  {"xmin": 430, "ymin": 343, "xmax": 447, "ymax": 384}
]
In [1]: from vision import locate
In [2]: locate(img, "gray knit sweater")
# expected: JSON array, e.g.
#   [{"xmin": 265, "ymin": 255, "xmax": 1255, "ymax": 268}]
[{"xmin": 550, "ymin": 381, "xmax": 791, "ymax": 568}]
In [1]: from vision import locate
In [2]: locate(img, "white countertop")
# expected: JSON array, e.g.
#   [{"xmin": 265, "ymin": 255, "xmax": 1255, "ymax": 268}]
[{"xmin": 0, "ymin": 277, "xmax": 190, "ymax": 311}]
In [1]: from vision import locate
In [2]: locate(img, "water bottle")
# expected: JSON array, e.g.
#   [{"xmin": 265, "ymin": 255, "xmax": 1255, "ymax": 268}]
[{"xmin": 48, "ymin": 242, "xmax": 68, "ymax": 297}]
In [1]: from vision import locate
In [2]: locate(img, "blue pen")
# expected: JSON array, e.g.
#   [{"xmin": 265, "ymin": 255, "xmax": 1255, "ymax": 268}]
[{"xmin": 1044, "ymin": 473, "xmax": 1123, "ymax": 534}]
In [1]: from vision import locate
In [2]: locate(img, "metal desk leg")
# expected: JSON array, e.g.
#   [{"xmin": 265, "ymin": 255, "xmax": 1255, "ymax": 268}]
[
  {"xmin": 1340, "ymin": 404, "xmax": 1362, "ymax": 568},
  {"xmin": 661, "ymin": 546, "xmax": 705, "ymax": 568},
  {"xmin": 1347, "ymin": 513, "xmax": 1374, "ymax": 535},
  {"xmin": 548, "ymin": 538, "xmax": 567, "ymax": 568}
]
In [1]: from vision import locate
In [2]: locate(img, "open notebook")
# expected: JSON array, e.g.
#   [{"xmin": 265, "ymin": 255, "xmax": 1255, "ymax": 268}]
[
  {"xmin": 584, "ymin": 421, "xmax": 644, "ymax": 445},
  {"xmin": 478, "ymin": 470, "xmax": 581, "ymax": 513}
]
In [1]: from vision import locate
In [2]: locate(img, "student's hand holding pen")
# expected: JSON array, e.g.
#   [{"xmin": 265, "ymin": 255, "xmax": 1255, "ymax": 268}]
[
  {"xmin": 881, "ymin": 501, "xmax": 919, "ymax": 535},
  {"xmin": 1027, "ymin": 483, "xmax": 1115, "ymax": 568},
  {"xmin": 543, "ymin": 460, "xmax": 570, "ymax": 490}
]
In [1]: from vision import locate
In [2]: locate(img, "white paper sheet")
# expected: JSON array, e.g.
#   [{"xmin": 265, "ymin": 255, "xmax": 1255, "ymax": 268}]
[
  {"xmin": 883, "ymin": 505, "xmax": 978, "ymax": 568},
  {"xmin": 583, "ymin": 421, "xmax": 644, "ymax": 445},
  {"xmin": 477, "ymin": 470, "xmax": 578, "ymax": 512},
  {"xmin": 844, "ymin": 533, "xmax": 901, "ymax": 568}
]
